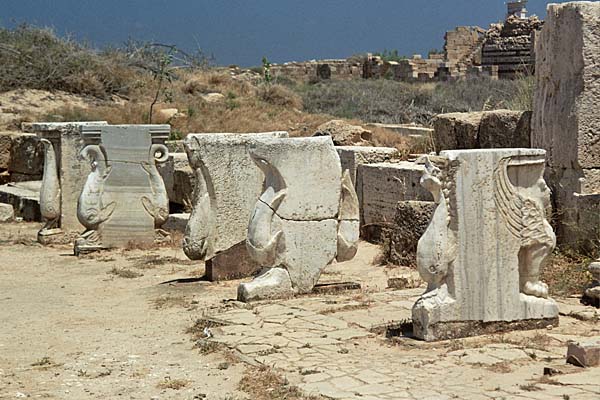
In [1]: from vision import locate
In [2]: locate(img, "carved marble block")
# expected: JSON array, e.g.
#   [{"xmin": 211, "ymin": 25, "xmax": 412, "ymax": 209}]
[
  {"xmin": 182, "ymin": 131, "xmax": 288, "ymax": 280},
  {"xmin": 412, "ymin": 149, "xmax": 559, "ymax": 341},
  {"xmin": 74, "ymin": 125, "xmax": 170, "ymax": 254},
  {"xmin": 22, "ymin": 122, "xmax": 108, "ymax": 242},
  {"xmin": 237, "ymin": 136, "xmax": 360, "ymax": 301}
]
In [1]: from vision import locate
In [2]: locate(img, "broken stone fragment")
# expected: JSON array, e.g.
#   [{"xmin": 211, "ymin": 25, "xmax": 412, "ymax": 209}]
[{"xmin": 567, "ymin": 339, "xmax": 600, "ymax": 367}]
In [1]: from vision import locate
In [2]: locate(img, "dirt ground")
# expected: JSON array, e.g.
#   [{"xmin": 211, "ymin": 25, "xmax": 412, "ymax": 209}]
[
  {"xmin": 0, "ymin": 222, "xmax": 248, "ymax": 399},
  {"xmin": 1, "ymin": 222, "xmax": 599, "ymax": 400}
]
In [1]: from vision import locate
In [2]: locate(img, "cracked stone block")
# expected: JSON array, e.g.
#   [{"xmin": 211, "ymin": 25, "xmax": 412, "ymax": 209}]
[
  {"xmin": 182, "ymin": 131, "xmax": 288, "ymax": 280},
  {"xmin": 239, "ymin": 136, "xmax": 359, "ymax": 300},
  {"xmin": 74, "ymin": 124, "xmax": 170, "ymax": 253},
  {"xmin": 532, "ymin": 2, "xmax": 600, "ymax": 170},
  {"xmin": 567, "ymin": 338, "xmax": 600, "ymax": 367},
  {"xmin": 531, "ymin": 3, "xmax": 600, "ymax": 250}
]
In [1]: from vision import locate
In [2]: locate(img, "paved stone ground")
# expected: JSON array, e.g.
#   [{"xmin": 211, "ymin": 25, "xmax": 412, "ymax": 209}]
[{"xmin": 201, "ymin": 258, "xmax": 600, "ymax": 400}]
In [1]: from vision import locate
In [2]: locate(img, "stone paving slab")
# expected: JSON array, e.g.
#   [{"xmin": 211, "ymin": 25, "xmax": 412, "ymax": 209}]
[{"xmin": 202, "ymin": 275, "xmax": 600, "ymax": 399}]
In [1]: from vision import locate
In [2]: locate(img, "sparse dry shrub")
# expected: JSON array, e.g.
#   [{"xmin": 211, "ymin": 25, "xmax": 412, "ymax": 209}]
[
  {"xmin": 207, "ymin": 72, "xmax": 230, "ymax": 86},
  {"xmin": 298, "ymin": 77, "xmax": 534, "ymax": 126},
  {"xmin": 0, "ymin": 25, "xmax": 134, "ymax": 98},
  {"xmin": 239, "ymin": 366, "xmax": 321, "ymax": 400},
  {"xmin": 182, "ymin": 78, "xmax": 212, "ymax": 95},
  {"xmin": 257, "ymin": 84, "xmax": 303, "ymax": 108}
]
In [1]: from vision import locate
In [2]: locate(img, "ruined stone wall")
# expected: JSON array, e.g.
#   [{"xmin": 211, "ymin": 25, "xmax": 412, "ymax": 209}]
[
  {"xmin": 444, "ymin": 26, "xmax": 485, "ymax": 73},
  {"xmin": 481, "ymin": 16, "xmax": 543, "ymax": 78},
  {"xmin": 270, "ymin": 59, "xmax": 363, "ymax": 83}
]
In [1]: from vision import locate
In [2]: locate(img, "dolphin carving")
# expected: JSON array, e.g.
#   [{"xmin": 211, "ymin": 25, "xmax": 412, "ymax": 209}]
[
  {"xmin": 39, "ymin": 138, "xmax": 61, "ymax": 230},
  {"xmin": 246, "ymin": 150, "xmax": 287, "ymax": 266},
  {"xmin": 77, "ymin": 145, "xmax": 116, "ymax": 231},
  {"xmin": 141, "ymin": 144, "xmax": 170, "ymax": 228}
]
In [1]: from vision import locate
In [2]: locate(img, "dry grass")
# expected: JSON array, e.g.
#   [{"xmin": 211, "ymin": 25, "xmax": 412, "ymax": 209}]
[
  {"xmin": 108, "ymin": 267, "xmax": 143, "ymax": 279},
  {"xmin": 127, "ymin": 254, "xmax": 195, "ymax": 269},
  {"xmin": 542, "ymin": 250, "xmax": 593, "ymax": 296},
  {"xmin": 156, "ymin": 377, "xmax": 191, "ymax": 390},
  {"xmin": 257, "ymin": 84, "xmax": 303, "ymax": 108},
  {"xmin": 152, "ymin": 295, "xmax": 188, "ymax": 309},
  {"xmin": 238, "ymin": 366, "xmax": 322, "ymax": 400}
]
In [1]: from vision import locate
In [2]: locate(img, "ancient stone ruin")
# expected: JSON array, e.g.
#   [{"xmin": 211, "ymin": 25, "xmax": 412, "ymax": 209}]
[
  {"xmin": 182, "ymin": 131, "xmax": 288, "ymax": 280},
  {"xmin": 532, "ymin": 1, "xmax": 600, "ymax": 252},
  {"xmin": 412, "ymin": 149, "xmax": 559, "ymax": 341},
  {"xmin": 22, "ymin": 122, "xmax": 109, "ymax": 243},
  {"xmin": 238, "ymin": 136, "xmax": 360, "ymax": 301},
  {"xmin": 74, "ymin": 124, "xmax": 170, "ymax": 254}
]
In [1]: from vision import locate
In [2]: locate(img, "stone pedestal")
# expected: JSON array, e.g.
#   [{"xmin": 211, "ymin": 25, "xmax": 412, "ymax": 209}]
[
  {"xmin": 182, "ymin": 132, "xmax": 288, "ymax": 281},
  {"xmin": 412, "ymin": 149, "xmax": 559, "ymax": 341},
  {"xmin": 74, "ymin": 125, "xmax": 170, "ymax": 254},
  {"xmin": 22, "ymin": 122, "xmax": 108, "ymax": 241}
]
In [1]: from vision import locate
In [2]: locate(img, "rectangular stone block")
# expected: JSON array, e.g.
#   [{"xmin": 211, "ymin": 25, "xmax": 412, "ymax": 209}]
[
  {"xmin": 567, "ymin": 339, "xmax": 600, "ymax": 367},
  {"xmin": 157, "ymin": 152, "xmax": 195, "ymax": 209},
  {"xmin": 205, "ymin": 241, "xmax": 262, "ymax": 281},
  {"xmin": 532, "ymin": 2, "xmax": 600, "ymax": 170},
  {"xmin": 75, "ymin": 124, "xmax": 170, "ymax": 253},
  {"xmin": 0, "ymin": 132, "xmax": 16, "ymax": 170},
  {"xmin": 413, "ymin": 149, "xmax": 559, "ymax": 341},
  {"xmin": 359, "ymin": 162, "xmax": 432, "ymax": 229},
  {"xmin": 0, "ymin": 182, "xmax": 41, "ymax": 221},
  {"xmin": 432, "ymin": 112, "xmax": 483, "ymax": 151}
]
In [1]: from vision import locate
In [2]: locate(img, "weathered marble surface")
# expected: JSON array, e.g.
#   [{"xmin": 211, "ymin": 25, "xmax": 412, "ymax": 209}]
[
  {"xmin": 531, "ymin": 2, "xmax": 600, "ymax": 249},
  {"xmin": 23, "ymin": 122, "xmax": 108, "ymax": 233},
  {"xmin": 413, "ymin": 149, "xmax": 559, "ymax": 341},
  {"xmin": 182, "ymin": 132, "xmax": 288, "ymax": 265},
  {"xmin": 238, "ymin": 136, "xmax": 360, "ymax": 301},
  {"xmin": 74, "ymin": 125, "xmax": 170, "ymax": 254}
]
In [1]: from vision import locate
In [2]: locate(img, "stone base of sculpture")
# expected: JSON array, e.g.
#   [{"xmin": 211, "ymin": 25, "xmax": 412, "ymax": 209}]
[
  {"xmin": 37, "ymin": 228, "xmax": 64, "ymax": 245},
  {"xmin": 414, "ymin": 316, "xmax": 560, "ymax": 341},
  {"xmin": 412, "ymin": 149, "xmax": 559, "ymax": 341},
  {"xmin": 413, "ymin": 292, "xmax": 559, "ymax": 341},
  {"xmin": 237, "ymin": 267, "xmax": 295, "ymax": 301}
]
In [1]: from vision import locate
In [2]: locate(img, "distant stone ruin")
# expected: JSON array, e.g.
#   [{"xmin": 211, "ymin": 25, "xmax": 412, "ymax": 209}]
[{"xmin": 270, "ymin": 1, "xmax": 542, "ymax": 83}]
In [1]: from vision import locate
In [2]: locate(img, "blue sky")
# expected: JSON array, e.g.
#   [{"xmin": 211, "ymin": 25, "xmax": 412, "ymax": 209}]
[{"xmin": 2, "ymin": 1, "xmax": 567, "ymax": 67}]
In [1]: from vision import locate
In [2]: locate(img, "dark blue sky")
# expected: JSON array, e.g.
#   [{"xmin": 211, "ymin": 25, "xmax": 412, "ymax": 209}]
[{"xmin": 2, "ymin": 1, "xmax": 566, "ymax": 67}]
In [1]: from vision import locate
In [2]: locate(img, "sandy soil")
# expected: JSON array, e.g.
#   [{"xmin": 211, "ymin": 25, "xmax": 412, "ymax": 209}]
[{"xmin": 0, "ymin": 222, "xmax": 248, "ymax": 399}]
